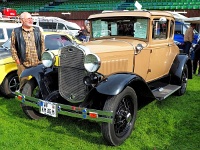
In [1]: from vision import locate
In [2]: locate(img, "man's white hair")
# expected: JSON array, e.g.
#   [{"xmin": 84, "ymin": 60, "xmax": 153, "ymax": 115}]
[{"xmin": 20, "ymin": 12, "xmax": 30, "ymax": 19}]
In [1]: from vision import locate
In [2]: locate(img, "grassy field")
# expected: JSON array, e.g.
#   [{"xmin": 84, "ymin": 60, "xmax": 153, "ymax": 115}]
[{"xmin": 0, "ymin": 76, "xmax": 199, "ymax": 150}]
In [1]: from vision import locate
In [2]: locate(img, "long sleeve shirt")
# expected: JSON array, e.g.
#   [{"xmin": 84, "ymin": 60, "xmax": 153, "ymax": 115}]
[
  {"xmin": 11, "ymin": 26, "xmax": 45, "ymax": 67},
  {"xmin": 184, "ymin": 26, "xmax": 194, "ymax": 43}
]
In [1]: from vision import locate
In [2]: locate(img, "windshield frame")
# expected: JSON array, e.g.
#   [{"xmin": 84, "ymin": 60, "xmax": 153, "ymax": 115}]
[{"xmin": 90, "ymin": 16, "xmax": 149, "ymax": 41}]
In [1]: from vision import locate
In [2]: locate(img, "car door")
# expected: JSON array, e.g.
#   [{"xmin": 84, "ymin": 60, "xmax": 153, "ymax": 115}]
[{"xmin": 145, "ymin": 17, "xmax": 171, "ymax": 82}]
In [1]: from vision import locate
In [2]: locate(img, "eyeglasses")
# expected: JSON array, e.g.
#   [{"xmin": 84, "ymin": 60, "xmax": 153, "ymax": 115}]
[{"xmin": 22, "ymin": 18, "xmax": 33, "ymax": 20}]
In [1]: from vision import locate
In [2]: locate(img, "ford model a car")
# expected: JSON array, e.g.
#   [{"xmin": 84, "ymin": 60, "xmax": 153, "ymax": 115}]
[{"xmin": 15, "ymin": 10, "xmax": 192, "ymax": 146}]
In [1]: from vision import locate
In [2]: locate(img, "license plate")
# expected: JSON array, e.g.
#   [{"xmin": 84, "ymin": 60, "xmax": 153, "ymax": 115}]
[{"xmin": 39, "ymin": 100, "xmax": 58, "ymax": 117}]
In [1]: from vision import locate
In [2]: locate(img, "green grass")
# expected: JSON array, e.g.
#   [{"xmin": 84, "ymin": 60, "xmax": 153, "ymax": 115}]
[{"xmin": 0, "ymin": 76, "xmax": 199, "ymax": 150}]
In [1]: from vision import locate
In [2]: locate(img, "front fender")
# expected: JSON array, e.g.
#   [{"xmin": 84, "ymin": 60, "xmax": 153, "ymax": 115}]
[
  {"xmin": 20, "ymin": 64, "xmax": 54, "ymax": 98},
  {"xmin": 0, "ymin": 62, "xmax": 17, "ymax": 84},
  {"xmin": 95, "ymin": 73, "xmax": 153, "ymax": 97},
  {"xmin": 20, "ymin": 64, "xmax": 53, "ymax": 80},
  {"xmin": 81, "ymin": 73, "xmax": 155, "ymax": 108}
]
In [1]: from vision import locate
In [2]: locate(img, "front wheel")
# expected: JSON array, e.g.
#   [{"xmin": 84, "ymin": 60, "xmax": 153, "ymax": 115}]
[
  {"xmin": 21, "ymin": 79, "xmax": 45, "ymax": 120},
  {"xmin": 0, "ymin": 73, "xmax": 19, "ymax": 98},
  {"xmin": 101, "ymin": 86, "xmax": 138, "ymax": 146}
]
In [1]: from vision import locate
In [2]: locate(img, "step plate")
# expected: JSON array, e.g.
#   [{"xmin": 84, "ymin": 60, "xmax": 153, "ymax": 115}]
[{"xmin": 152, "ymin": 84, "xmax": 181, "ymax": 101}]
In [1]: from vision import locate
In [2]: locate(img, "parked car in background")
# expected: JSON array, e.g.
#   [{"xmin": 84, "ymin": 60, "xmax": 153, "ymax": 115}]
[
  {"xmin": 0, "ymin": 22, "xmax": 44, "ymax": 46},
  {"xmin": 32, "ymin": 16, "xmax": 81, "ymax": 37},
  {"xmin": 0, "ymin": 22, "xmax": 21, "ymax": 45},
  {"xmin": 174, "ymin": 21, "xmax": 199, "ymax": 49},
  {"xmin": 0, "ymin": 32, "xmax": 81, "ymax": 98},
  {"xmin": 169, "ymin": 11, "xmax": 200, "ymax": 49},
  {"xmin": 15, "ymin": 10, "xmax": 192, "ymax": 146}
]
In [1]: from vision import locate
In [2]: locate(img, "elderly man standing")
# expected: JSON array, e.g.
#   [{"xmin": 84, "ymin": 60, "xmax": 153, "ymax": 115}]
[
  {"xmin": 183, "ymin": 23, "xmax": 196, "ymax": 55},
  {"xmin": 10, "ymin": 12, "xmax": 45, "ymax": 90}
]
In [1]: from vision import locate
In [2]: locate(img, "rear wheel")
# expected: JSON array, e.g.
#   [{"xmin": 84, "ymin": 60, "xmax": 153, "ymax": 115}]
[
  {"xmin": 176, "ymin": 64, "xmax": 188, "ymax": 96},
  {"xmin": 101, "ymin": 86, "xmax": 138, "ymax": 146},
  {"xmin": 21, "ymin": 79, "xmax": 45, "ymax": 120}
]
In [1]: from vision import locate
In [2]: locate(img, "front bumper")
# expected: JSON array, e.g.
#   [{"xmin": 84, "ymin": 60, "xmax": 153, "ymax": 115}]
[{"xmin": 15, "ymin": 91, "xmax": 113, "ymax": 123}]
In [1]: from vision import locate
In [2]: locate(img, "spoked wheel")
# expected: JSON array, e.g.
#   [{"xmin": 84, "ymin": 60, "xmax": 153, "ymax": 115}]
[
  {"xmin": 176, "ymin": 64, "xmax": 188, "ymax": 96},
  {"xmin": 0, "ymin": 73, "xmax": 19, "ymax": 98},
  {"xmin": 21, "ymin": 79, "xmax": 45, "ymax": 120},
  {"xmin": 101, "ymin": 86, "xmax": 138, "ymax": 146}
]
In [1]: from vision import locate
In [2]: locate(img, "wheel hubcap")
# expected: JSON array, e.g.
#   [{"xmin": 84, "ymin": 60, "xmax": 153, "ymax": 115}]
[
  {"xmin": 9, "ymin": 76, "xmax": 19, "ymax": 92},
  {"xmin": 114, "ymin": 97, "xmax": 134, "ymax": 137}
]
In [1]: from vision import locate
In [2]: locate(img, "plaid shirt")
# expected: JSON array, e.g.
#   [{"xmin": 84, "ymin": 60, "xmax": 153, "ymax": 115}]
[{"xmin": 11, "ymin": 27, "xmax": 45, "ymax": 67}]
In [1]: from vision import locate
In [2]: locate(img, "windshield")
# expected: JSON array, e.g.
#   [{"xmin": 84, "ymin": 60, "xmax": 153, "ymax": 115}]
[
  {"xmin": 1, "ymin": 34, "xmax": 72, "ymax": 51},
  {"xmin": 45, "ymin": 34, "xmax": 72, "ymax": 50},
  {"xmin": 91, "ymin": 17, "xmax": 148, "ymax": 40}
]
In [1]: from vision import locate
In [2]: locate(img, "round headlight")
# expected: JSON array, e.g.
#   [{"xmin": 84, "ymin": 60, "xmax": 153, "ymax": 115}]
[
  {"xmin": 42, "ymin": 51, "xmax": 55, "ymax": 68},
  {"xmin": 84, "ymin": 54, "xmax": 101, "ymax": 72}
]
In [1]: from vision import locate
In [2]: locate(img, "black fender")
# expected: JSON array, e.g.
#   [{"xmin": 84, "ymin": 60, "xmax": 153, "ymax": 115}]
[
  {"xmin": 20, "ymin": 64, "xmax": 55, "ymax": 98},
  {"xmin": 81, "ymin": 73, "xmax": 156, "ymax": 108},
  {"xmin": 95, "ymin": 73, "xmax": 155, "ymax": 98},
  {"xmin": 170, "ymin": 54, "xmax": 192, "ymax": 84},
  {"xmin": 81, "ymin": 73, "xmax": 155, "ymax": 109},
  {"xmin": 20, "ymin": 64, "xmax": 52, "ymax": 79}
]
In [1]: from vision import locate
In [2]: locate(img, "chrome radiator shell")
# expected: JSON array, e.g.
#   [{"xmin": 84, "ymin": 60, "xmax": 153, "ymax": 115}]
[{"xmin": 59, "ymin": 46, "xmax": 89, "ymax": 103}]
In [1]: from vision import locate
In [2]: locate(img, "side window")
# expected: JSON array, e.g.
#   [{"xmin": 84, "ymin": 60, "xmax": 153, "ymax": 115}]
[
  {"xmin": 39, "ymin": 22, "xmax": 57, "ymax": 31},
  {"xmin": 58, "ymin": 23, "xmax": 66, "ymax": 30},
  {"xmin": 0, "ymin": 28, "xmax": 5, "ymax": 39},
  {"xmin": 175, "ymin": 22, "xmax": 183, "ymax": 34},
  {"xmin": 170, "ymin": 21, "xmax": 174, "ymax": 38},
  {"xmin": 7, "ymin": 28, "xmax": 13, "ymax": 38},
  {"xmin": 152, "ymin": 18, "xmax": 168, "ymax": 40}
]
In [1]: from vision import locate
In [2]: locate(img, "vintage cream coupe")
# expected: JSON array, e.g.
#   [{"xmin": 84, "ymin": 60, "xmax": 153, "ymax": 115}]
[{"xmin": 15, "ymin": 10, "xmax": 192, "ymax": 146}]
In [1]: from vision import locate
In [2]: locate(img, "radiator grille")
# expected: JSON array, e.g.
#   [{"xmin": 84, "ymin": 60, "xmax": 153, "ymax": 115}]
[{"xmin": 59, "ymin": 46, "xmax": 89, "ymax": 103}]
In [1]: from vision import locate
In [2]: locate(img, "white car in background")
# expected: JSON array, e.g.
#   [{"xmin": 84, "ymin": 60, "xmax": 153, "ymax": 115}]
[
  {"xmin": 0, "ymin": 22, "xmax": 21, "ymax": 45},
  {"xmin": 0, "ymin": 22, "xmax": 43, "ymax": 46},
  {"xmin": 32, "ymin": 16, "xmax": 81, "ymax": 36}
]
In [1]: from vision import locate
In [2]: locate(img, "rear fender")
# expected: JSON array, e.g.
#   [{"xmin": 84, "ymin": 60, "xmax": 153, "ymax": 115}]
[{"xmin": 170, "ymin": 54, "xmax": 192, "ymax": 84}]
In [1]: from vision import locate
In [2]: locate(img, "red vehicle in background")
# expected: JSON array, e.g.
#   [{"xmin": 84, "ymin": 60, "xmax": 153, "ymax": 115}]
[{"xmin": 0, "ymin": 8, "xmax": 17, "ymax": 18}]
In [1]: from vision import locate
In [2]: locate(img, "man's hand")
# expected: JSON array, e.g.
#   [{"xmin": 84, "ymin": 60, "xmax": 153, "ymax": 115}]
[{"xmin": 16, "ymin": 59, "xmax": 20, "ymax": 65}]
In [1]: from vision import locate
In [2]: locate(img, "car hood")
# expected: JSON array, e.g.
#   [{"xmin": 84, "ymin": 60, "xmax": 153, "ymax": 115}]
[
  {"xmin": 0, "ymin": 49, "xmax": 12, "ymax": 59},
  {"xmin": 81, "ymin": 38, "xmax": 147, "ymax": 54},
  {"xmin": 0, "ymin": 49, "xmax": 14, "ymax": 65}
]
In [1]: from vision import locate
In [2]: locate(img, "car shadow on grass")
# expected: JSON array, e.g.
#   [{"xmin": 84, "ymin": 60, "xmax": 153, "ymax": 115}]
[{"xmin": 0, "ymin": 95, "xmax": 108, "ymax": 145}]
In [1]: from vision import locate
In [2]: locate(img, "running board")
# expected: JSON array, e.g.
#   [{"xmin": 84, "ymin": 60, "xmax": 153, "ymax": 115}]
[{"xmin": 152, "ymin": 84, "xmax": 181, "ymax": 101}]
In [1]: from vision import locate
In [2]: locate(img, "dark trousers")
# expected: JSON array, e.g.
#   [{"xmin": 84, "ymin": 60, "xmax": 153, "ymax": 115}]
[
  {"xmin": 17, "ymin": 64, "xmax": 28, "ymax": 90},
  {"xmin": 193, "ymin": 48, "xmax": 200, "ymax": 74},
  {"xmin": 184, "ymin": 41, "xmax": 192, "ymax": 55}
]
